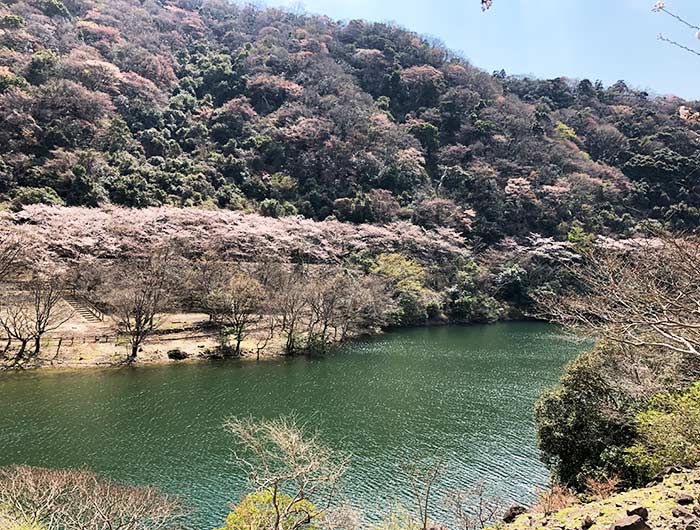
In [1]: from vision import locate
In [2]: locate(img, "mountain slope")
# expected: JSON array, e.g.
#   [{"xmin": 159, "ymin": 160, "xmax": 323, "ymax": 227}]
[{"xmin": 1, "ymin": 0, "xmax": 699, "ymax": 243}]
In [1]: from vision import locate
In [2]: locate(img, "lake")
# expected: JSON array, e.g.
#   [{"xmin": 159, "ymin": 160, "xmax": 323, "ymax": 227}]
[{"xmin": 0, "ymin": 322, "xmax": 583, "ymax": 529}]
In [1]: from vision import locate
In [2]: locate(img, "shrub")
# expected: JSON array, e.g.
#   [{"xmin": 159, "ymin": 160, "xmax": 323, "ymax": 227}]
[
  {"xmin": 566, "ymin": 225, "xmax": 594, "ymax": 254},
  {"xmin": 624, "ymin": 382, "xmax": 700, "ymax": 481},
  {"xmin": 0, "ymin": 15, "xmax": 25, "ymax": 29},
  {"xmin": 446, "ymin": 261, "xmax": 500, "ymax": 322},
  {"xmin": 0, "ymin": 507, "xmax": 45, "ymax": 530},
  {"xmin": 584, "ymin": 475, "xmax": 621, "ymax": 500},
  {"xmin": 0, "ymin": 67, "xmax": 28, "ymax": 92},
  {"xmin": 260, "ymin": 198, "xmax": 297, "ymax": 218},
  {"xmin": 371, "ymin": 253, "xmax": 429, "ymax": 324},
  {"xmin": 532, "ymin": 484, "xmax": 578, "ymax": 515},
  {"xmin": 216, "ymin": 489, "xmax": 320, "ymax": 530},
  {"xmin": 38, "ymin": 0, "xmax": 70, "ymax": 17},
  {"xmin": 27, "ymin": 50, "xmax": 59, "ymax": 85},
  {"xmin": 554, "ymin": 121, "xmax": 577, "ymax": 141},
  {"xmin": 0, "ymin": 465, "xmax": 181, "ymax": 529},
  {"xmin": 11, "ymin": 187, "xmax": 65, "ymax": 211}
]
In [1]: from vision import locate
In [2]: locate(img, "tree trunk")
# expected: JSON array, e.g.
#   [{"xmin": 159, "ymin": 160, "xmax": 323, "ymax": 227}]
[
  {"xmin": 12, "ymin": 339, "xmax": 28, "ymax": 367},
  {"xmin": 127, "ymin": 342, "xmax": 139, "ymax": 364}
]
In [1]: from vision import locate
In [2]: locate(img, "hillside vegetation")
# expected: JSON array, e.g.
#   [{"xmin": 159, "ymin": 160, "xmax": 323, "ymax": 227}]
[{"xmin": 1, "ymin": 0, "xmax": 699, "ymax": 244}]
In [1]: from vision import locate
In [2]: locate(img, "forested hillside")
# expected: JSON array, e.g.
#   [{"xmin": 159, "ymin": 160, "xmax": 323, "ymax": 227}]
[{"xmin": 1, "ymin": 0, "xmax": 699, "ymax": 243}]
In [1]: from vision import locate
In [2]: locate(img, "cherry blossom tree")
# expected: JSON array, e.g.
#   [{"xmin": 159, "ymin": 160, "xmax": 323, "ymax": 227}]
[
  {"xmin": 653, "ymin": 1, "xmax": 700, "ymax": 58},
  {"xmin": 0, "ymin": 229, "xmax": 23, "ymax": 282}
]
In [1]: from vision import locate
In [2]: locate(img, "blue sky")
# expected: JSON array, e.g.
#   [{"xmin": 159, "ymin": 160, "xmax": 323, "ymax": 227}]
[{"xmin": 262, "ymin": 0, "xmax": 700, "ymax": 100}]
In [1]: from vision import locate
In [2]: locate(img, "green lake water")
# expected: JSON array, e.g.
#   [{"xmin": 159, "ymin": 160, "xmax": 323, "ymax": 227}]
[{"xmin": 0, "ymin": 322, "xmax": 583, "ymax": 529}]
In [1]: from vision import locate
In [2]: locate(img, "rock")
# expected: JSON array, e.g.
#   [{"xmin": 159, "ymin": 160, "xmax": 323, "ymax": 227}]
[
  {"xmin": 627, "ymin": 506, "xmax": 649, "ymax": 520},
  {"xmin": 581, "ymin": 514, "xmax": 595, "ymax": 529},
  {"xmin": 672, "ymin": 506, "xmax": 692, "ymax": 518},
  {"xmin": 677, "ymin": 494, "xmax": 695, "ymax": 505},
  {"xmin": 651, "ymin": 467, "xmax": 684, "ymax": 484},
  {"xmin": 610, "ymin": 514, "xmax": 649, "ymax": 530},
  {"xmin": 167, "ymin": 348, "xmax": 188, "ymax": 360},
  {"xmin": 502, "ymin": 505, "xmax": 527, "ymax": 523}
]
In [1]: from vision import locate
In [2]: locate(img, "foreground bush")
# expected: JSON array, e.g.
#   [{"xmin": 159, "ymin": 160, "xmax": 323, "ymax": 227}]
[
  {"xmin": 0, "ymin": 465, "xmax": 183, "ymax": 530},
  {"xmin": 216, "ymin": 489, "xmax": 320, "ymax": 530},
  {"xmin": 624, "ymin": 382, "xmax": 700, "ymax": 481}
]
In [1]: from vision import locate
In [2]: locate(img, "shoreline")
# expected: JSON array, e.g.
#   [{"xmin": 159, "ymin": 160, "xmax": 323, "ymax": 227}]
[
  {"xmin": 0, "ymin": 313, "xmax": 381, "ymax": 373},
  {"xmin": 0, "ymin": 317, "xmax": 553, "ymax": 375}
]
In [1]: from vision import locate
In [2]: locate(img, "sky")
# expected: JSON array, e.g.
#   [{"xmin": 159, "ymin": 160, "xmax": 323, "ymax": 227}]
[{"xmin": 260, "ymin": 0, "xmax": 700, "ymax": 100}]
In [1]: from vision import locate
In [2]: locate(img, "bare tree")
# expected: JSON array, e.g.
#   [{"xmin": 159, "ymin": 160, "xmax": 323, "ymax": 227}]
[
  {"xmin": 275, "ymin": 272, "xmax": 310, "ymax": 355},
  {"xmin": 306, "ymin": 272, "xmax": 345, "ymax": 352},
  {"xmin": 0, "ymin": 465, "xmax": 183, "ymax": 530},
  {"xmin": 444, "ymin": 482, "xmax": 504, "ymax": 530},
  {"xmin": 255, "ymin": 313, "xmax": 279, "ymax": 361},
  {"xmin": 210, "ymin": 273, "xmax": 265, "ymax": 356},
  {"xmin": 401, "ymin": 457, "xmax": 445, "ymax": 530},
  {"xmin": 64, "ymin": 256, "xmax": 109, "ymax": 309},
  {"xmin": 0, "ymin": 270, "xmax": 72, "ymax": 366},
  {"xmin": 0, "ymin": 293, "xmax": 36, "ymax": 364},
  {"xmin": 536, "ymin": 235, "xmax": 700, "ymax": 359},
  {"xmin": 305, "ymin": 270, "xmax": 397, "ymax": 352},
  {"xmin": 187, "ymin": 253, "xmax": 234, "ymax": 320},
  {"xmin": 105, "ymin": 247, "xmax": 178, "ymax": 364},
  {"xmin": 337, "ymin": 273, "xmax": 397, "ymax": 341},
  {"xmin": 225, "ymin": 416, "xmax": 348, "ymax": 530},
  {"xmin": 29, "ymin": 272, "xmax": 72, "ymax": 357}
]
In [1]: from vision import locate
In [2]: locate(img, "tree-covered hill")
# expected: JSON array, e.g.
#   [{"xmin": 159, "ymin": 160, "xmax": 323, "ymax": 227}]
[{"xmin": 1, "ymin": 0, "xmax": 699, "ymax": 243}]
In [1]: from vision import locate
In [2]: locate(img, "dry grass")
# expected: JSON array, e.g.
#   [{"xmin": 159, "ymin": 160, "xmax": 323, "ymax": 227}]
[
  {"xmin": 532, "ymin": 483, "xmax": 579, "ymax": 515},
  {"xmin": 585, "ymin": 475, "xmax": 622, "ymax": 501}
]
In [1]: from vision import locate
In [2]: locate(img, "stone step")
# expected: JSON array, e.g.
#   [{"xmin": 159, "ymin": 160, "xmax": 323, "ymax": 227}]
[{"xmin": 62, "ymin": 295, "xmax": 104, "ymax": 323}]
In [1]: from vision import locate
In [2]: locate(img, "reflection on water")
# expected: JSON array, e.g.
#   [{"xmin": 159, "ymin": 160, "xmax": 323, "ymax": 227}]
[{"xmin": 0, "ymin": 322, "xmax": 584, "ymax": 529}]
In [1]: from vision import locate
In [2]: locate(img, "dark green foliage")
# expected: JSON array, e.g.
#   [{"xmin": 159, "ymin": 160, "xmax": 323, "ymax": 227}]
[
  {"xmin": 26, "ymin": 50, "xmax": 60, "ymax": 85},
  {"xmin": 0, "ymin": 14, "xmax": 25, "ymax": 29},
  {"xmin": 0, "ymin": 69, "xmax": 27, "ymax": 92},
  {"xmin": 37, "ymin": 0, "xmax": 70, "ymax": 17},
  {"xmin": 535, "ymin": 350, "xmax": 637, "ymax": 490},
  {"xmin": 445, "ymin": 261, "xmax": 500, "ymax": 322},
  {"xmin": 12, "ymin": 186, "xmax": 65, "ymax": 210}
]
